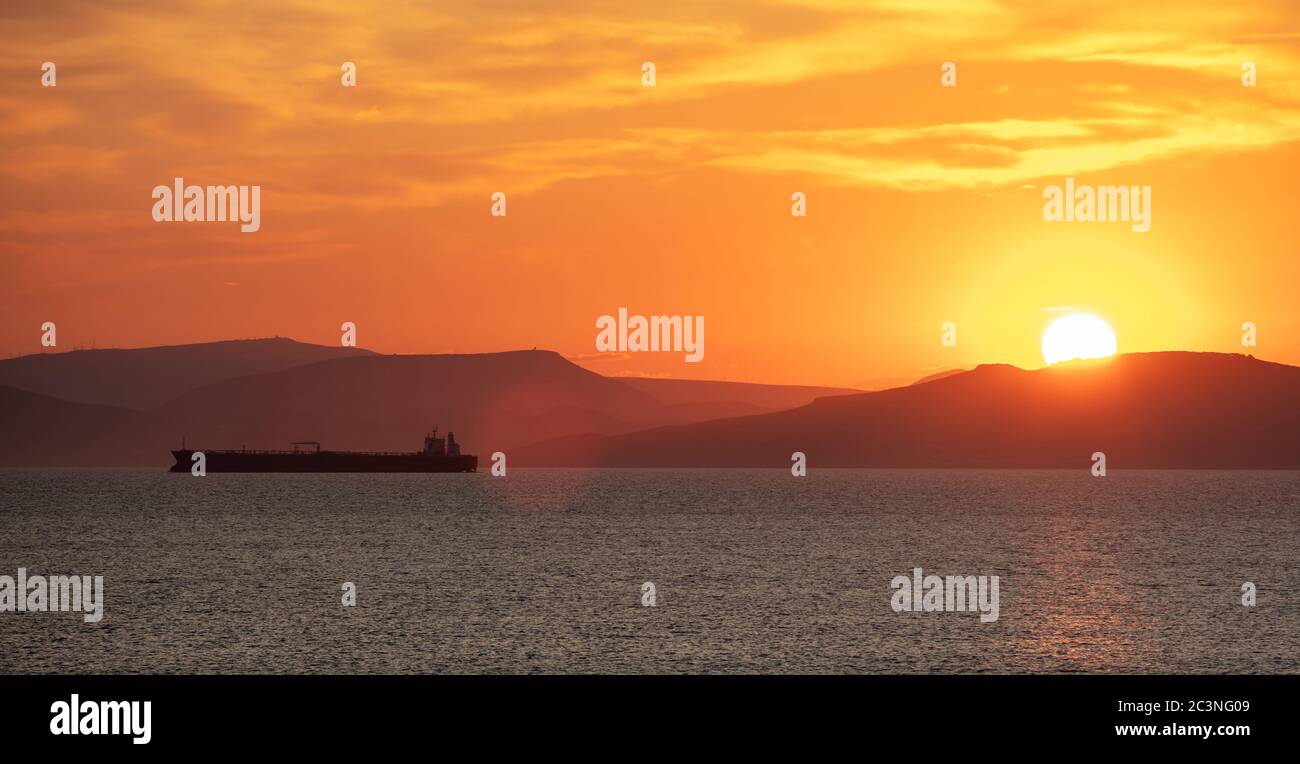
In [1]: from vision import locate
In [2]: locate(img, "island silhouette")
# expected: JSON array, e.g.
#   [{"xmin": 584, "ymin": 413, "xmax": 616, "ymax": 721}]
[{"xmin": 2, "ymin": 338, "xmax": 1296, "ymax": 469}]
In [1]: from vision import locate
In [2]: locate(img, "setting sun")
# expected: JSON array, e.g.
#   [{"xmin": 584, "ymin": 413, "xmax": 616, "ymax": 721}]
[{"xmin": 1041, "ymin": 313, "xmax": 1118, "ymax": 366}]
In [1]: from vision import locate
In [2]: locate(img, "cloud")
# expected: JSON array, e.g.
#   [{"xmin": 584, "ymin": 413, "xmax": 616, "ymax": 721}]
[{"xmin": 5, "ymin": 0, "xmax": 1298, "ymax": 214}]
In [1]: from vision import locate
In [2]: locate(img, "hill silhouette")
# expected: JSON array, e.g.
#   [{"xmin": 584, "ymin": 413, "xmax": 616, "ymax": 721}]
[
  {"xmin": 0, "ymin": 386, "xmax": 144, "ymax": 466},
  {"xmin": 4, "ymin": 345, "xmax": 1295, "ymax": 468},
  {"xmin": 0, "ymin": 341, "xmax": 857, "ymax": 466},
  {"xmin": 143, "ymin": 350, "xmax": 658, "ymax": 458},
  {"xmin": 615, "ymin": 377, "xmax": 860, "ymax": 421},
  {"xmin": 0, "ymin": 338, "xmax": 372, "ymax": 410},
  {"xmin": 511, "ymin": 352, "xmax": 1300, "ymax": 468}
]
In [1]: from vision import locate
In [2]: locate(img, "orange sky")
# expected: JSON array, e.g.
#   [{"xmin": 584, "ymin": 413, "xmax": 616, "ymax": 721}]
[{"xmin": 2, "ymin": 0, "xmax": 1298, "ymax": 387}]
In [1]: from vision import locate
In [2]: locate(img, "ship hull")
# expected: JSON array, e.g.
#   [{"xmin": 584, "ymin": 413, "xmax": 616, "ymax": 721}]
[{"xmin": 170, "ymin": 450, "xmax": 477, "ymax": 473}]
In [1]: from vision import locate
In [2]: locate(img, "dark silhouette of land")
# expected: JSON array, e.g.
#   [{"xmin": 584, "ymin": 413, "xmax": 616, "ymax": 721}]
[
  {"xmin": 0, "ymin": 339, "xmax": 856, "ymax": 467},
  {"xmin": 511, "ymin": 352, "xmax": 1300, "ymax": 468},
  {"xmin": 0, "ymin": 386, "xmax": 144, "ymax": 466},
  {"xmin": 2, "ymin": 340, "xmax": 1296, "ymax": 468},
  {"xmin": 0, "ymin": 337, "xmax": 371, "ymax": 410}
]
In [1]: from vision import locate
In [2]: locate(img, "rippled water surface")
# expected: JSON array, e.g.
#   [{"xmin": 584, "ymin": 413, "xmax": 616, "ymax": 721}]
[{"xmin": 1, "ymin": 469, "xmax": 1297, "ymax": 674}]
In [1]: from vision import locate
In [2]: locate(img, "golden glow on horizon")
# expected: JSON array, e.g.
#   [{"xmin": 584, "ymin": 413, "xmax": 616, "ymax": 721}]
[{"xmin": 1042, "ymin": 314, "xmax": 1118, "ymax": 366}]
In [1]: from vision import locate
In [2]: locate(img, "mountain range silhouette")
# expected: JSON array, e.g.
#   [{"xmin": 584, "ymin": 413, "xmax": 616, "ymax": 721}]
[
  {"xmin": 0, "ymin": 339, "xmax": 851, "ymax": 467},
  {"xmin": 2, "ymin": 339, "xmax": 1296, "ymax": 468}
]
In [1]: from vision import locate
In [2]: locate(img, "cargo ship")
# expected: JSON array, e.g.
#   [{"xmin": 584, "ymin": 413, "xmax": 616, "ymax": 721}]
[{"xmin": 169, "ymin": 427, "xmax": 477, "ymax": 473}]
